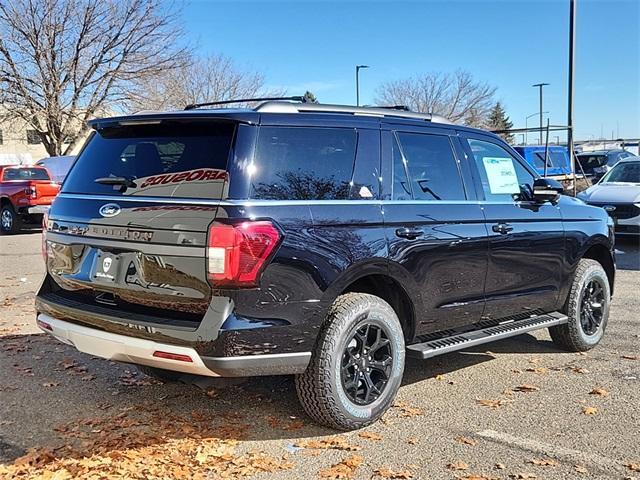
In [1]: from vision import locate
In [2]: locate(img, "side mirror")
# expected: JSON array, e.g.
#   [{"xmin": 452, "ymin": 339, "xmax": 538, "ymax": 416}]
[{"xmin": 532, "ymin": 177, "xmax": 563, "ymax": 202}]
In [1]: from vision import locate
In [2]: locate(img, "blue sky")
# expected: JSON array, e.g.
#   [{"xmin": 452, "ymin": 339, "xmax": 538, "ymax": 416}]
[{"xmin": 183, "ymin": 0, "xmax": 639, "ymax": 140}]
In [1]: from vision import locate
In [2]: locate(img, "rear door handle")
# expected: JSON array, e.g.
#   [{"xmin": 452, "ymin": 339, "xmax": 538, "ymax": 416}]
[
  {"xmin": 395, "ymin": 227, "xmax": 424, "ymax": 240},
  {"xmin": 492, "ymin": 223, "xmax": 514, "ymax": 234}
]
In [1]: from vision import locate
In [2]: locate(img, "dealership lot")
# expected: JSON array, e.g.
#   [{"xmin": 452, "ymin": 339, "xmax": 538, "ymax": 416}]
[{"xmin": 1, "ymin": 232, "xmax": 639, "ymax": 479}]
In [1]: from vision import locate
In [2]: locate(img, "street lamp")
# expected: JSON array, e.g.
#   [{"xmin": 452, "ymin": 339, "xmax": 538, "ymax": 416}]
[
  {"xmin": 532, "ymin": 82, "xmax": 550, "ymax": 144},
  {"xmin": 525, "ymin": 111, "xmax": 548, "ymax": 145},
  {"xmin": 355, "ymin": 65, "xmax": 369, "ymax": 106}
]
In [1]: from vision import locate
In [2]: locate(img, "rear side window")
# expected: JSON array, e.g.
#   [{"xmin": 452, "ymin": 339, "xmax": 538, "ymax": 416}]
[
  {"xmin": 393, "ymin": 132, "xmax": 466, "ymax": 201},
  {"xmin": 62, "ymin": 122, "xmax": 235, "ymax": 198},
  {"xmin": 3, "ymin": 168, "xmax": 50, "ymax": 181},
  {"xmin": 250, "ymin": 127, "xmax": 357, "ymax": 200}
]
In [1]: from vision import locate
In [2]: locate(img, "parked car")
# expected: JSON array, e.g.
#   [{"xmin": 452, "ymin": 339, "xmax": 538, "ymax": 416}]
[
  {"xmin": 35, "ymin": 156, "xmax": 76, "ymax": 183},
  {"xmin": 576, "ymin": 149, "xmax": 635, "ymax": 180},
  {"xmin": 0, "ymin": 165, "xmax": 60, "ymax": 234},
  {"xmin": 578, "ymin": 156, "xmax": 640, "ymax": 236},
  {"xmin": 513, "ymin": 145, "xmax": 577, "ymax": 190},
  {"xmin": 36, "ymin": 101, "xmax": 615, "ymax": 429}
]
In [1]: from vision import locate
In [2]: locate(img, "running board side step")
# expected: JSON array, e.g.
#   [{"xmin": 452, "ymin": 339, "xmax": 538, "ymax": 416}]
[{"xmin": 406, "ymin": 312, "xmax": 568, "ymax": 359}]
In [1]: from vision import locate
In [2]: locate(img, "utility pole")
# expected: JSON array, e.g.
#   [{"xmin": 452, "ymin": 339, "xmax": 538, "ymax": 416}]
[
  {"xmin": 355, "ymin": 65, "xmax": 369, "ymax": 107},
  {"xmin": 567, "ymin": 0, "xmax": 577, "ymax": 194},
  {"xmin": 533, "ymin": 82, "xmax": 549, "ymax": 144}
]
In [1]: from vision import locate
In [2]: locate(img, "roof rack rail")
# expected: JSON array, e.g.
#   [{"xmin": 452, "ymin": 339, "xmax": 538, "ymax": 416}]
[
  {"xmin": 184, "ymin": 96, "xmax": 304, "ymax": 111},
  {"xmin": 254, "ymin": 101, "xmax": 452, "ymax": 124}
]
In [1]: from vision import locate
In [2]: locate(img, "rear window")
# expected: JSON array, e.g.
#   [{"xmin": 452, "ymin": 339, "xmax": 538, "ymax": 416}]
[
  {"xmin": 2, "ymin": 168, "xmax": 50, "ymax": 181},
  {"xmin": 532, "ymin": 151, "xmax": 570, "ymax": 170},
  {"xmin": 250, "ymin": 127, "xmax": 357, "ymax": 200},
  {"xmin": 62, "ymin": 122, "xmax": 235, "ymax": 198}
]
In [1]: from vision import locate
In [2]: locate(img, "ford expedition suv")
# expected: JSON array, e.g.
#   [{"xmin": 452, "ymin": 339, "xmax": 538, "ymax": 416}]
[{"xmin": 36, "ymin": 100, "xmax": 615, "ymax": 430}]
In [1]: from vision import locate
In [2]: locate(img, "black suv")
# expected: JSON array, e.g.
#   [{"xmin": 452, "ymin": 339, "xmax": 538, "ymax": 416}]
[{"xmin": 37, "ymin": 100, "xmax": 615, "ymax": 430}]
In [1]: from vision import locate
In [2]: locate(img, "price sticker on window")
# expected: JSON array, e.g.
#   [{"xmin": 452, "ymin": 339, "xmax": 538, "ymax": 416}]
[{"xmin": 482, "ymin": 157, "xmax": 520, "ymax": 194}]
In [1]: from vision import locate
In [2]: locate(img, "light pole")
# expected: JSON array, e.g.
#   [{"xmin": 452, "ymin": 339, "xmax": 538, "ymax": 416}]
[
  {"xmin": 532, "ymin": 82, "xmax": 550, "ymax": 144},
  {"xmin": 525, "ymin": 111, "xmax": 548, "ymax": 145},
  {"xmin": 355, "ymin": 65, "xmax": 369, "ymax": 106}
]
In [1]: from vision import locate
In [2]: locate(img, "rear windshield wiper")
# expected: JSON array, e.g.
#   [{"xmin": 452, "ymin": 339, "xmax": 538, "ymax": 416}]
[{"xmin": 94, "ymin": 176, "xmax": 138, "ymax": 190}]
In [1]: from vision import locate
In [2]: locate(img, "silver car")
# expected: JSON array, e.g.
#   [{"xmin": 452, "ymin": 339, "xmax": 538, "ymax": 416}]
[{"xmin": 578, "ymin": 157, "xmax": 640, "ymax": 236}]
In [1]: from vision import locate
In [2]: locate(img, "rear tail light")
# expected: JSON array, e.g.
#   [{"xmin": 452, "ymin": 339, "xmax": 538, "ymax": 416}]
[
  {"xmin": 207, "ymin": 220, "xmax": 282, "ymax": 287},
  {"xmin": 24, "ymin": 186, "xmax": 37, "ymax": 199}
]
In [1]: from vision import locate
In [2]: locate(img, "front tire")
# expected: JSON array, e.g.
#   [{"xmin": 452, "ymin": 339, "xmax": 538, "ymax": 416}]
[
  {"xmin": 295, "ymin": 293, "xmax": 405, "ymax": 430},
  {"xmin": 549, "ymin": 258, "xmax": 611, "ymax": 351},
  {"xmin": 0, "ymin": 204, "xmax": 20, "ymax": 234}
]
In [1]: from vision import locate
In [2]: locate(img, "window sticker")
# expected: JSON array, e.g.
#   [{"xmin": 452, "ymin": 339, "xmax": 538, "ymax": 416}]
[{"xmin": 482, "ymin": 157, "xmax": 520, "ymax": 194}]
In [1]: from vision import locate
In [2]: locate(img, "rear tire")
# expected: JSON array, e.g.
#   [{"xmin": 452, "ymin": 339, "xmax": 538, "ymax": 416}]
[
  {"xmin": 138, "ymin": 365, "xmax": 183, "ymax": 383},
  {"xmin": 0, "ymin": 204, "xmax": 20, "ymax": 234},
  {"xmin": 549, "ymin": 259, "xmax": 610, "ymax": 352},
  {"xmin": 295, "ymin": 293, "xmax": 405, "ymax": 430}
]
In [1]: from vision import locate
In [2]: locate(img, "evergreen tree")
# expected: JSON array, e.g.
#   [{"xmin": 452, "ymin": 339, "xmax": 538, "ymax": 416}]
[{"xmin": 487, "ymin": 102, "xmax": 514, "ymax": 143}]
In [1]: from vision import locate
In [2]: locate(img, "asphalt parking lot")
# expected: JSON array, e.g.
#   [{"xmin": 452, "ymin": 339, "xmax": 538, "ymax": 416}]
[{"xmin": 1, "ymin": 232, "xmax": 639, "ymax": 480}]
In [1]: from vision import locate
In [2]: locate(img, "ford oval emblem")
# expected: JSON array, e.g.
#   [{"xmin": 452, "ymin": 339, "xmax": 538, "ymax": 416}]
[
  {"xmin": 99, "ymin": 203, "xmax": 121, "ymax": 218},
  {"xmin": 603, "ymin": 205, "xmax": 616, "ymax": 212}
]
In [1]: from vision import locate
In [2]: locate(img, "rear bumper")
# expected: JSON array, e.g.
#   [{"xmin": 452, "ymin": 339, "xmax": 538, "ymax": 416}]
[
  {"xmin": 27, "ymin": 205, "xmax": 50, "ymax": 215},
  {"xmin": 37, "ymin": 313, "xmax": 311, "ymax": 377}
]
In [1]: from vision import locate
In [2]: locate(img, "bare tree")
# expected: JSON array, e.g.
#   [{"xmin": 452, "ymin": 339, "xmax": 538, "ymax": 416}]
[
  {"xmin": 0, "ymin": 0, "xmax": 188, "ymax": 156},
  {"xmin": 375, "ymin": 70, "xmax": 497, "ymax": 126},
  {"xmin": 128, "ymin": 54, "xmax": 284, "ymax": 111}
]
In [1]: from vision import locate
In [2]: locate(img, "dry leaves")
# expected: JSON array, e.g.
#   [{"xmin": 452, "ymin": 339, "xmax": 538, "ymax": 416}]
[
  {"xmin": 407, "ymin": 437, "xmax": 419, "ymax": 445},
  {"xmin": 373, "ymin": 466, "xmax": 413, "ymax": 479},
  {"xmin": 589, "ymin": 387, "xmax": 610, "ymax": 397},
  {"xmin": 455, "ymin": 436, "xmax": 478, "ymax": 446},
  {"xmin": 525, "ymin": 367, "xmax": 548, "ymax": 374},
  {"xmin": 459, "ymin": 475, "xmax": 500, "ymax": 480},
  {"xmin": 475, "ymin": 398, "xmax": 510, "ymax": 409},
  {"xmin": 447, "ymin": 461, "xmax": 469, "ymax": 470},
  {"xmin": 510, "ymin": 474, "xmax": 537, "ymax": 479},
  {"xmin": 393, "ymin": 401, "xmax": 424, "ymax": 417},
  {"xmin": 621, "ymin": 355, "xmax": 638, "ymax": 360},
  {"xmin": 582, "ymin": 406, "xmax": 598, "ymax": 415},
  {"xmin": 514, "ymin": 384, "xmax": 540, "ymax": 392},
  {"xmin": 570, "ymin": 366, "xmax": 590, "ymax": 374},
  {"xmin": 295, "ymin": 437, "xmax": 361, "ymax": 451},
  {"xmin": 41, "ymin": 382, "xmax": 59, "ymax": 387},
  {"xmin": 574, "ymin": 465, "xmax": 588, "ymax": 473},
  {"xmin": 319, "ymin": 455, "xmax": 363, "ymax": 479},
  {"xmin": 626, "ymin": 463, "xmax": 640, "ymax": 472},
  {"xmin": 527, "ymin": 458, "xmax": 557, "ymax": 466},
  {"xmin": 358, "ymin": 431, "xmax": 383, "ymax": 441}
]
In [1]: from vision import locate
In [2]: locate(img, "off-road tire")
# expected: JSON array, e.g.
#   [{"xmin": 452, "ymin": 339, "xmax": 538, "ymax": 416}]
[
  {"xmin": 0, "ymin": 204, "xmax": 20, "ymax": 234},
  {"xmin": 295, "ymin": 293, "xmax": 405, "ymax": 430},
  {"xmin": 138, "ymin": 365, "xmax": 183, "ymax": 383},
  {"xmin": 549, "ymin": 258, "xmax": 610, "ymax": 351}
]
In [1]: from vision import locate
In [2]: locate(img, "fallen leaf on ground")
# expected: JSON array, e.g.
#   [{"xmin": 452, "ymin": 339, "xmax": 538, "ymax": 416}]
[
  {"xmin": 621, "ymin": 355, "xmax": 638, "ymax": 360},
  {"xmin": 459, "ymin": 475, "xmax": 500, "ymax": 480},
  {"xmin": 527, "ymin": 458, "xmax": 557, "ymax": 466},
  {"xmin": 495, "ymin": 463, "xmax": 506, "ymax": 470},
  {"xmin": 514, "ymin": 384, "xmax": 540, "ymax": 392},
  {"xmin": 282, "ymin": 419, "xmax": 305, "ymax": 431},
  {"xmin": 435, "ymin": 374, "xmax": 446, "ymax": 381},
  {"xmin": 447, "ymin": 461, "xmax": 469, "ymax": 470},
  {"xmin": 525, "ymin": 367, "xmax": 548, "ymax": 374},
  {"xmin": 589, "ymin": 387, "xmax": 610, "ymax": 397},
  {"xmin": 626, "ymin": 463, "xmax": 640, "ymax": 472},
  {"xmin": 510, "ymin": 474, "xmax": 537, "ymax": 479},
  {"xmin": 41, "ymin": 382, "xmax": 59, "ymax": 387},
  {"xmin": 455, "ymin": 436, "xmax": 478, "ymax": 446},
  {"xmin": 319, "ymin": 455, "xmax": 363, "ymax": 479},
  {"xmin": 570, "ymin": 366, "xmax": 589, "ymax": 374},
  {"xmin": 358, "ymin": 431, "xmax": 383, "ymax": 441},
  {"xmin": 574, "ymin": 465, "xmax": 588, "ymax": 473},
  {"xmin": 407, "ymin": 437, "xmax": 419, "ymax": 445},
  {"xmin": 475, "ymin": 398, "xmax": 510, "ymax": 409},
  {"xmin": 582, "ymin": 406, "xmax": 598, "ymax": 415},
  {"xmin": 393, "ymin": 401, "xmax": 424, "ymax": 417},
  {"xmin": 373, "ymin": 466, "xmax": 413, "ymax": 478},
  {"xmin": 295, "ymin": 437, "xmax": 361, "ymax": 451}
]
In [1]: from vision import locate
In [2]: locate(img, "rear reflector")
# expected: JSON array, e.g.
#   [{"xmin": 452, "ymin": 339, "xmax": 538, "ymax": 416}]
[
  {"xmin": 207, "ymin": 220, "xmax": 281, "ymax": 287},
  {"xmin": 37, "ymin": 319, "xmax": 53, "ymax": 331},
  {"xmin": 152, "ymin": 351, "xmax": 193, "ymax": 363}
]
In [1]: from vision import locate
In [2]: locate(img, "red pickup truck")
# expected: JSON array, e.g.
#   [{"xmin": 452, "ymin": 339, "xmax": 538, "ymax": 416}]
[{"xmin": 0, "ymin": 165, "xmax": 60, "ymax": 234}]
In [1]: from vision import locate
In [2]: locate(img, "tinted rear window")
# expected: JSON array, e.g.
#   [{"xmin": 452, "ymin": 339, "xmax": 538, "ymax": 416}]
[
  {"xmin": 250, "ymin": 127, "xmax": 357, "ymax": 200},
  {"xmin": 3, "ymin": 168, "xmax": 50, "ymax": 181},
  {"xmin": 62, "ymin": 122, "xmax": 235, "ymax": 198}
]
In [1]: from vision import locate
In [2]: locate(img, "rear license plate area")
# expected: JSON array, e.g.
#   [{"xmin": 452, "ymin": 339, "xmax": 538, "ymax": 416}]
[{"xmin": 91, "ymin": 250, "xmax": 121, "ymax": 283}]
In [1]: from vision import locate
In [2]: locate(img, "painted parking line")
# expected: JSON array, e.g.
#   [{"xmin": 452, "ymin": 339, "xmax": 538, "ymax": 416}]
[{"xmin": 476, "ymin": 429, "xmax": 626, "ymax": 475}]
